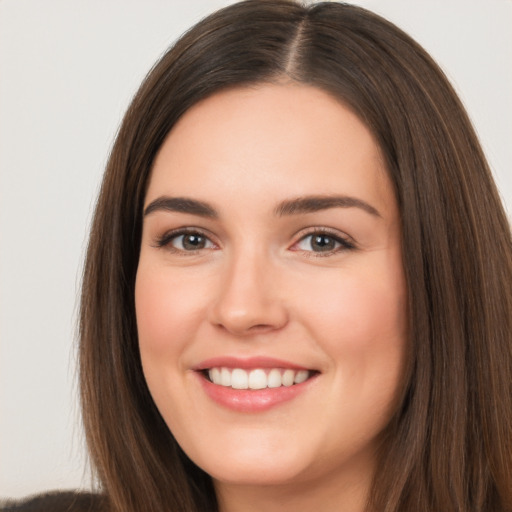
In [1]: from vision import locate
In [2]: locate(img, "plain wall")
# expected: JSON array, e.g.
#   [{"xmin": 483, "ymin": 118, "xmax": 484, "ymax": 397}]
[{"xmin": 1, "ymin": 0, "xmax": 511, "ymax": 499}]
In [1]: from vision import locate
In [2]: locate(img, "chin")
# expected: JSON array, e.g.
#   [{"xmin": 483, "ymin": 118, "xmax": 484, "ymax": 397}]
[
  {"xmin": 188, "ymin": 439, "xmax": 314, "ymax": 487},
  {"xmin": 207, "ymin": 460, "xmax": 308, "ymax": 487}
]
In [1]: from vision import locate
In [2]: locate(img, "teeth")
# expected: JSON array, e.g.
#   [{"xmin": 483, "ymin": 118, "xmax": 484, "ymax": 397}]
[
  {"xmin": 210, "ymin": 367, "xmax": 221, "ymax": 384},
  {"xmin": 207, "ymin": 367, "xmax": 312, "ymax": 389},
  {"xmin": 282, "ymin": 369, "xmax": 295, "ymax": 387},
  {"xmin": 220, "ymin": 367, "xmax": 231, "ymax": 386},
  {"xmin": 248, "ymin": 369, "xmax": 267, "ymax": 390},
  {"xmin": 267, "ymin": 368, "xmax": 282, "ymax": 388},
  {"xmin": 294, "ymin": 370, "xmax": 309, "ymax": 384},
  {"xmin": 231, "ymin": 368, "xmax": 248, "ymax": 389}
]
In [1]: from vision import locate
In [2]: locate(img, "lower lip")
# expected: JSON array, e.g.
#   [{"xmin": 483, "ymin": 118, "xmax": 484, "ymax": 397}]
[{"xmin": 197, "ymin": 373, "xmax": 317, "ymax": 412}]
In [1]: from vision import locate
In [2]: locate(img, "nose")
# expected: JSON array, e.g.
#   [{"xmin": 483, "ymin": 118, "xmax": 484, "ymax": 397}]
[{"xmin": 208, "ymin": 250, "xmax": 289, "ymax": 337}]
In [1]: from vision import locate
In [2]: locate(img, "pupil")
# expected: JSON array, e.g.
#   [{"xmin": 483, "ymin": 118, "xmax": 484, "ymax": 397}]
[
  {"xmin": 183, "ymin": 234, "xmax": 205, "ymax": 250},
  {"xmin": 312, "ymin": 235, "xmax": 335, "ymax": 251}
]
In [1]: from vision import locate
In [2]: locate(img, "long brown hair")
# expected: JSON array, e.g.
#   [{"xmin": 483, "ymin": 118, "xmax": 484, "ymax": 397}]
[{"xmin": 79, "ymin": 1, "xmax": 512, "ymax": 511}]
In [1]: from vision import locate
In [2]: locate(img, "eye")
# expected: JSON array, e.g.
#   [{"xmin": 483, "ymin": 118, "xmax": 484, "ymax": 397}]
[
  {"xmin": 292, "ymin": 230, "xmax": 355, "ymax": 255},
  {"xmin": 156, "ymin": 229, "xmax": 216, "ymax": 252}
]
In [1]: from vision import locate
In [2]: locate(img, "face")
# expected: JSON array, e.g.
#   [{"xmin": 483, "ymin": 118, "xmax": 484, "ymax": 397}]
[{"xmin": 136, "ymin": 84, "xmax": 407, "ymax": 493}]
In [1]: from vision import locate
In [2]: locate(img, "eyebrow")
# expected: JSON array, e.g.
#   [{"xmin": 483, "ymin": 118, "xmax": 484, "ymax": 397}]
[
  {"xmin": 143, "ymin": 194, "xmax": 381, "ymax": 219},
  {"xmin": 144, "ymin": 196, "xmax": 218, "ymax": 218},
  {"xmin": 275, "ymin": 195, "xmax": 381, "ymax": 217}
]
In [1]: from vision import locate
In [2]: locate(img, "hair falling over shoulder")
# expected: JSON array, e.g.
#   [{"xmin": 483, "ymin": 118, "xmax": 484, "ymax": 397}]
[{"xmin": 79, "ymin": 1, "xmax": 512, "ymax": 511}]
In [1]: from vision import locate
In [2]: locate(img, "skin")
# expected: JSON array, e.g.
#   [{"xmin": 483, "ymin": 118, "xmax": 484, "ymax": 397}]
[{"xmin": 135, "ymin": 83, "xmax": 408, "ymax": 512}]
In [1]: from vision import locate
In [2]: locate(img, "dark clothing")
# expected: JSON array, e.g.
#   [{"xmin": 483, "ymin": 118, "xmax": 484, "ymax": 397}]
[{"xmin": 0, "ymin": 491, "xmax": 107, "ymax": 512}]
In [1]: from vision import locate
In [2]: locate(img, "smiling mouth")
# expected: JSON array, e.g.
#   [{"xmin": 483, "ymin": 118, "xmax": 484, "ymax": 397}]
[{"xmin": 203, "ymin": 367, "xmax": 317, "ymax": 390}]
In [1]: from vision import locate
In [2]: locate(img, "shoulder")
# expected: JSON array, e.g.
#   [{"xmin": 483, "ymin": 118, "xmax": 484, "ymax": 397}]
[{"xmin": 0, "ymin": 491, "xmax": 108, "ymax": 512}]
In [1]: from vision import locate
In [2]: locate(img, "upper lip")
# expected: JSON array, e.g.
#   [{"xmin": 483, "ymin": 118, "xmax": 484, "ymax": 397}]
[{"xmin": 193, "ymin": 356, "xmax": 314, "ymax": 371}]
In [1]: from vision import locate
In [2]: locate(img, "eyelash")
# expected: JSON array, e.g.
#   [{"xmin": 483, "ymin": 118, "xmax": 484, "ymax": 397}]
[
  {"xmin": 290, "ymin": 227, "xmax": 356, "ymax": 256},
  {"xmin": 154, "ymin": 228, "xmax": 216, "ymax": 253},
  {"xmin": 154, "ymin": 227, "xmax": 356, "ymax": 256}
]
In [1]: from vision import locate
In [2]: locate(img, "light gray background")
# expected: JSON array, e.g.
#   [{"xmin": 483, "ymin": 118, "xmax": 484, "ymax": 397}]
[{"xmin": 1, "ymin": 0, "xmax": 511, "ymax": 499}]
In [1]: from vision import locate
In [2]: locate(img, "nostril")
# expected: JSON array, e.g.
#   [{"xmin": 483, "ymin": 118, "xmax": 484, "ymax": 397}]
[
  {"xmin": 212, "ymin": 321, "xmax": 276, "ymax": 336},
  {"xmin": 249, "ymin": 324, "xmax": 276, "ymax": 332}
]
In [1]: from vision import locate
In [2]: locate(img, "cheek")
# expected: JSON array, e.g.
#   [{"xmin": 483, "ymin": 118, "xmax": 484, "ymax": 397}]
[
  {"xmin": 135, "ymin": 267, "xmax": 212, "ymax": 425},
  {"xmin": 297, "ymin": 256, "xmax": 408, "ymax": 411},
  {"xmin": 302, "ymin": 270, "xmax": 407, "ymax": 350},
  {"xmin": 135, "ymin": 268, "xmax": 207, "ymax": 356},
  {"xmin": 307, "ymin": 269, "xmax": 407, "ymax": 428},
  {"xmin": 343, "ymin": 280, "xmax": 405, "ymax": 344}
]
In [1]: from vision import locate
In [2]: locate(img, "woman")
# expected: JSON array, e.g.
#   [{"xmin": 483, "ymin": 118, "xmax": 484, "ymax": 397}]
[{"xmin": 5, "ymin": 1, "xmax": 511, "ymax": 511}]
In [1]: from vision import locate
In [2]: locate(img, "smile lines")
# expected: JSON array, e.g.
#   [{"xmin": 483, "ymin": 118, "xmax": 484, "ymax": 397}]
[{"xmin": 207, "ymin": 367, "xmax": 311, "ymax": 390}]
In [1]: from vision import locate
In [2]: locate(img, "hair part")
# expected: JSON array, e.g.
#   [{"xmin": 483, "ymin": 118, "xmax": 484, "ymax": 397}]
[{"xmin": 80, "ymin": 2, "xmax": 512, "ymax": 511}]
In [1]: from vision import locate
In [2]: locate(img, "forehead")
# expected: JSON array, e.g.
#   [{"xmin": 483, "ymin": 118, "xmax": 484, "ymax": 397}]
[{"xmin": 146, "ymin": 83, "xmax": 394, "ymax": 217}]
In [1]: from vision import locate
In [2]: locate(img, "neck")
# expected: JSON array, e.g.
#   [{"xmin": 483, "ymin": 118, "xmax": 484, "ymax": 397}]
[{"xmin": 214, "ymin": 463, "xmax": 373, "ymax": 512}]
